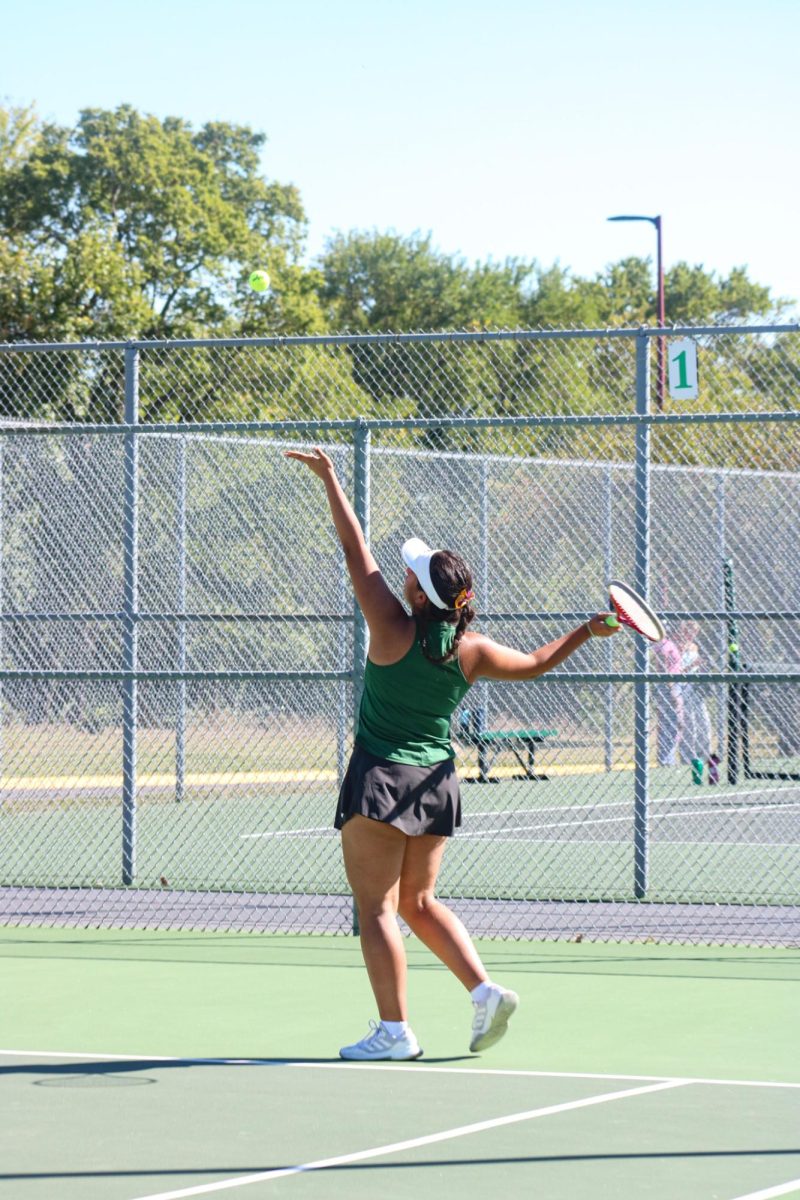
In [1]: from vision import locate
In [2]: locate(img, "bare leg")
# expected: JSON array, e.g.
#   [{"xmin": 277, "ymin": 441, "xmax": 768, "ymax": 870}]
[
  {"xmin": 397, "ymin": 834, "xmax": 488, "ymax": 991},
  {"xmin": 340, "ymin": 815, "xmax": 409, "ymax": 1021}
]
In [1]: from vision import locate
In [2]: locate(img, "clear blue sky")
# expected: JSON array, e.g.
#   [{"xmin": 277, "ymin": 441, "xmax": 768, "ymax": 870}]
[{"xmin": 3, "ymin": 0, "xmax": 799, "ymax": 314}]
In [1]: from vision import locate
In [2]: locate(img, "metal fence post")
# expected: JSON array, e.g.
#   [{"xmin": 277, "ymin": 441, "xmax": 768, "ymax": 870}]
[
  {"xmin": 723, "ymin": 557, "xmax": 742, "ymax": 784},
  {"xmin": 476, "ymin": 457, "xmax": 490, "ymax": 770},
  {"xmin": 122, "ymin": 346, "xmax": 139, "ymax": 884},
  {"xmin": 352, "ymin": 420, "xmax": 371, "ymax": 718},
  {"xmin": 633, "ymin": 332, "xmax": 651, "ymax": 899},
  {"xmin": 603, "ymin": 463, "xmax": 614, "ymax": 771},
  {"xmin": 351, "ymin": 419, "xmax": 371, "ymax": 935},
  {"xmin": 714, "ymin": 472, "xmax": 727, "ymax": 762},
  {"xmin": 0, "ymin": 438, "xmax": 4, "ymax": 782},
  {"xmin": 176, "ymin": 434, "xmax": 187, "ymax": 803},
  {"xmin": 333, "ymin": 435, "xmax": 349, "ymax": 788}
]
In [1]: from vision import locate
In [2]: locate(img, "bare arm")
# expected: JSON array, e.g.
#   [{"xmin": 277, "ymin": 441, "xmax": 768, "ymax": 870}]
[
  {"xmin": 284, "ymin": 447, "xmax": 407, "ymax": 636},
  {"xmin": 460, "ymin": 615, "xmax": 619, "ymax": 683}
]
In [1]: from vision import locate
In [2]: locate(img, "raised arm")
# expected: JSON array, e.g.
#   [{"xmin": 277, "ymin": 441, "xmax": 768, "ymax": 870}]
[
  {"xmin": 285, "ymin": 447, "xmax": 407, "ymax": 636},
  {"xmin": 460, "ymin": 615, "xmax": 619, "ymax": 683}
]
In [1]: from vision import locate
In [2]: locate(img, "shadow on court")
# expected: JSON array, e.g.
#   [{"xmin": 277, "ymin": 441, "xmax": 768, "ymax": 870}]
[
  {"xmin": 3, "ymin": 1146, "xmax": 800, "ymax": 1184},
  {"xmin": 2, "ymin": 1055, "xmax": 478, "ymax": 1081}
]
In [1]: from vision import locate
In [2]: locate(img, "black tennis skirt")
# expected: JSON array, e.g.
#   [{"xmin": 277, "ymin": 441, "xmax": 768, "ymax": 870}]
[{"xmin": 335, "ymin": 743, "xmax": 462, "ymax": 837}]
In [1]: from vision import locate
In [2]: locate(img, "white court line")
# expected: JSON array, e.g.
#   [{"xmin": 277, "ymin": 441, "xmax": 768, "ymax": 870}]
[
  {"xmin": 3, "ymin": 1049, "xmax": 799, "ymax": 1090},
  {"xmin": 240, "ymin": 828, "xmax": 332, "ymax": 840},
  {"xmin": 462, "ymin": 800, "xmax": 800, "ymax": 839},
  {"xmin": 466, "ymin": 787, "xmax": 799, "ymax": 821},
  {"xmin": 728, "ymin": 1179, "xmax": 800, "ymax": 1200},
  {"xmin": 0, "ymin": 1048, "xmax": 185, "ymax": 1063},
  {"xmin": 239, "ymin": 793, "xmax": 800, "ymax": 841},
  {"xmin": 291, "ymin": 1062, "xmax": 800, "ymax": 1090},
  {"xmin": 128, "ymin": 1079, "xmax": 689, "ymax": 1200},
  {"xmin": 235, "ymin": 788, "xmax": 798, "ymax": 841}
]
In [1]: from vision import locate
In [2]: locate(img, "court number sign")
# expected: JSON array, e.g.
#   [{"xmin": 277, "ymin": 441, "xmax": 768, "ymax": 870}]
[{"xmin": 668, "ymin": 338, "xmax": 699, "ymax": 400}]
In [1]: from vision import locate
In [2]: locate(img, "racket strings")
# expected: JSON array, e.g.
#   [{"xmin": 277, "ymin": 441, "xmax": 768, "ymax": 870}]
[
  {"xmin": 610, "ymin": 596, "xmax": 641, "ymax": 631},
  {"xmin": 609, "ymin": 591, "xmax": 664, "ymax": 641}
]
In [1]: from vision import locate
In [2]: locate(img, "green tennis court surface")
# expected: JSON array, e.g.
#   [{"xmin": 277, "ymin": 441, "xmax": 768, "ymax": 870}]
[{"xmin": 1, "ymin": 931, "xmax": 798, "ymax": 1200}]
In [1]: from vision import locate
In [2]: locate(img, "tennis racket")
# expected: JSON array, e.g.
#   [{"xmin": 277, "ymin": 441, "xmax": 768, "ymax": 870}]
[{"xmin": 605, "ymin": 579, "xmax": 666, "ymax": 642}]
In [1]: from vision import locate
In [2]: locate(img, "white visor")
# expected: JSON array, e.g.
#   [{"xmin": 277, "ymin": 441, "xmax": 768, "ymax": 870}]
[{"xmin": 401, "ymin": 537, "xmax": 448, "ymax": 609}]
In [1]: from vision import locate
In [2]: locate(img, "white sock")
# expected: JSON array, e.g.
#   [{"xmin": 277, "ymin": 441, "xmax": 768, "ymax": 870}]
[
  {"xmin": 470, "ymin": 981, "xmax": 497, "ymax": 1004},
  {"xmin": 381, "ymin": 1020, "xmax": 408, "ymax": 1038}
]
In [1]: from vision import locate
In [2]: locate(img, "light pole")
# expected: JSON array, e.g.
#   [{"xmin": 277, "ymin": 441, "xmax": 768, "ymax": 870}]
[{"xmin": 608, "ymin": 214, "xmax": 665, "ymax": 410}]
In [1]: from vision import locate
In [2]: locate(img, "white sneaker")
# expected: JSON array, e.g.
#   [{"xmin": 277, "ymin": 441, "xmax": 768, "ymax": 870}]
[
  {"xmin": 339, "ymin": 1020, "xmax": 423, "ymax": 1062},
  {"xmin": 470, "ymin": 987, "xmax": 519, "ymax": 1052}
]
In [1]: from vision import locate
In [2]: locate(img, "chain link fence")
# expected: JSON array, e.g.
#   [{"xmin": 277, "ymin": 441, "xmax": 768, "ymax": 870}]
[{"xmin": 0, "ymin": 326, "xmax": 798, "ymax": 944}]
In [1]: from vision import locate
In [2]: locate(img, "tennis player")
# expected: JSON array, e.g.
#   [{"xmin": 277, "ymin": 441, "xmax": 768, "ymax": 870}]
[{"xmin": 287, "ymin": 447, "xmax": 619, "ymax": 1061}]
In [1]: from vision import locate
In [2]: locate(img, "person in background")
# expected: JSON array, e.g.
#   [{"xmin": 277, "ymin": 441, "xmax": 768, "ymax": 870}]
[
  {"xmin": 652, "ymin": 631, "xmax": 684, "ymax": 767},
  {"xmin": 675, "ymin": 621, "xmax": 714, "ymax": 784}
]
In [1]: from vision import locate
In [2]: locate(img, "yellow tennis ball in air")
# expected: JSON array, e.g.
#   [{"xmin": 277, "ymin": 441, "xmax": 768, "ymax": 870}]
[{"xmin": 248, "ymin": 270, "xmax": 270, "ymax": 293}]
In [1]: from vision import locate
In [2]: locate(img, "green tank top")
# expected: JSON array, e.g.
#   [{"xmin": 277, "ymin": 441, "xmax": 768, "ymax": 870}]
[{"xmin": 356, "ymin": 622, "xmax": 472, "ymax": 765}]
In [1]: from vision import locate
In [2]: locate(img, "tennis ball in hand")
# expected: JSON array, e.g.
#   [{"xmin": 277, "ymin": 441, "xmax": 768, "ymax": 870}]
[{"xmin": 248, "ymin": 270, "xmax": 270, "ymax": 293}]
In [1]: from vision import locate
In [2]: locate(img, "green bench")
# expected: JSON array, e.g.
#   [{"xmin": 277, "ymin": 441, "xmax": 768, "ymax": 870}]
[{"xmin": 458, "ymin": 712, "xmax": 558, "ymax": 782}]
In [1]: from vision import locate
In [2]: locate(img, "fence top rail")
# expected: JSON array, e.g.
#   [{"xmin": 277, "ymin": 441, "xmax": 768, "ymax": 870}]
[
  {"xmin": 0, "ymin": 669, "xmax": 796, "ymax": 684},
  {"xmin": 0, "ymin": 609, "xmax": 796, "ymax": 623},
  {"xmin": 0, "ymin": 322, "xmax": 798, "ymax": 354},
  {"xmin": 0, "ymin": 409, "xmax": 797, "ymax": 436}
]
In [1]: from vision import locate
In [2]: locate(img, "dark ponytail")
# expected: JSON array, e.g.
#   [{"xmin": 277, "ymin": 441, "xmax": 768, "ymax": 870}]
[{"xmin": 416, "ymin": 549, "xmax": 476, "ymax": 665}]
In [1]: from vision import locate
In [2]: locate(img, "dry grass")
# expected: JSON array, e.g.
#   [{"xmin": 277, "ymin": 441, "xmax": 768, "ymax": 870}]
[{"xmin": 1, "ymin": 715, "xmax": 339, "ymax": 778}]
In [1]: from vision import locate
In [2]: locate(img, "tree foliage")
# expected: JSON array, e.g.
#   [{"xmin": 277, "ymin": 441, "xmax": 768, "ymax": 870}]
[
  {"xmin": 0, "ymin": 103, "xmax": 324, "ymax": 342},
  {"xmin": 320, "ymin": 230, "xmax": 530, "ymax": 331}
]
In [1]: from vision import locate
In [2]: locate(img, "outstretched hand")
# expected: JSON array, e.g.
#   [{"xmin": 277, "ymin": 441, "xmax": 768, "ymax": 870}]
[
  {"xmin": 284, "ymin": 447, "xmax": 336, "ymax": 479},
  {"xmin": 588, "ymin": 612, "xmax": 620, "ymax": 638}
]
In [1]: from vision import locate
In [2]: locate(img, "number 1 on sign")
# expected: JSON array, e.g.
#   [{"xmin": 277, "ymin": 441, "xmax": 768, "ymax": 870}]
[
  {"xmin": 672, "ymin": 350, "xmax": 690, "ymax": 390},
  {"xmin": 668, "ymin": 338, "xmax": 699, "ymax": 399}
]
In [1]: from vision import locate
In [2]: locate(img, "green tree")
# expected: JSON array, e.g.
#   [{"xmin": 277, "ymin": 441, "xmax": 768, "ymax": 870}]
[
  {"xmin": 664, "ymin": 262, "xmax": 775, "ymax": 325},
  {"xmin": 522, "ymin": 263, "xmax": 607, "ymax": 328},
  {"xmin": 0, "ymin": 103, "xmax": 332, "ymax": 417},
  {"xmin": 522, "ymin": 256, "xmax": 782, "ymax": 330},
  {"xmin": 0, "ymin": 104, "xmax": 327, "ymax": 343},
  {"xmin": 320, "ymin": 230, "xmax": 530, "ymax": 331}
]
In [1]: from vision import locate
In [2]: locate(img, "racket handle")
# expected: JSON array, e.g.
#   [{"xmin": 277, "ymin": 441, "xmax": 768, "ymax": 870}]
[{"xmin": 604, "ymin": 616, "xmax": 620, "ymax": 628}]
